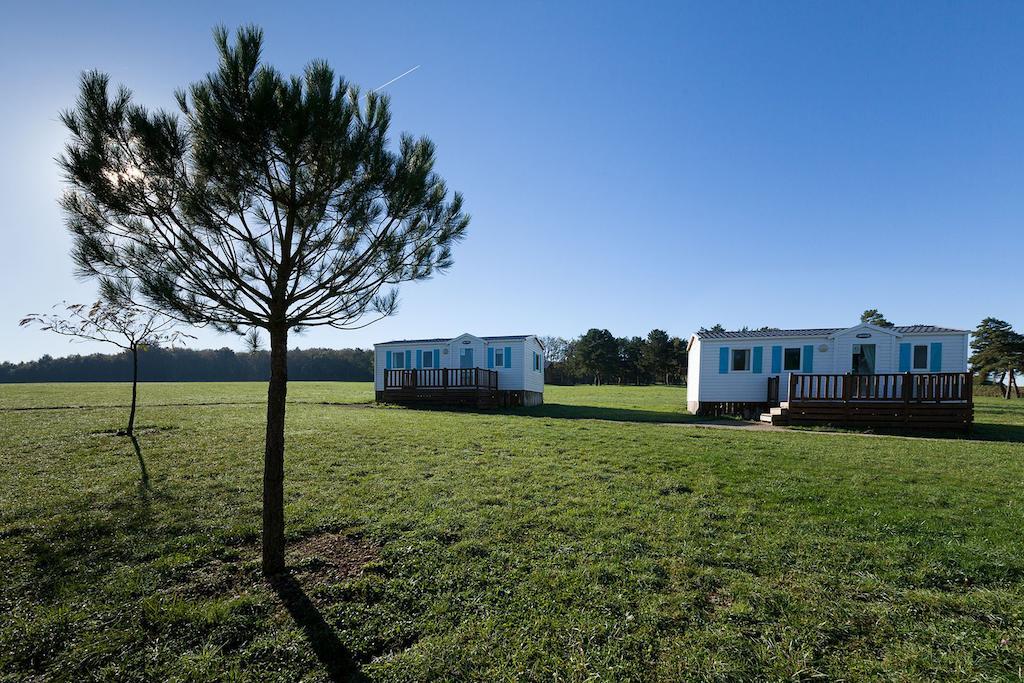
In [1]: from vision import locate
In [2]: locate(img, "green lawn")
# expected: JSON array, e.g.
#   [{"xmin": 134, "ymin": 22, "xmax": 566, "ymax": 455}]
[
  {"xmin": 1, "ymin": 383, "xmax": 1023, "ymax": 680},
  {"xmin": 0, "ymin": 380, "xmax": 373, "ymax": 410}
]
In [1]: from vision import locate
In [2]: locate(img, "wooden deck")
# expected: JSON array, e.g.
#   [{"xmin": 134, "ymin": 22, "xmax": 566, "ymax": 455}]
[
  {"xmin": 762, "ymin": 372, "xmax": 973, "ymax": 431},
  {"xmin": 379, "ymin": 368, "xmax": 501, "ymax": 408}
]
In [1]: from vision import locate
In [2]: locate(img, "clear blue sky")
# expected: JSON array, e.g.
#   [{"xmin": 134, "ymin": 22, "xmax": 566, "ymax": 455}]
[{"xmin": 2, "ymin": 1, "xmax": 1021, "ymax": 362}]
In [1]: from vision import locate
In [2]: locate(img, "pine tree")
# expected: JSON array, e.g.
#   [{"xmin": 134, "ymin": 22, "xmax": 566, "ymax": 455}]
[
  {"xmin": 58, "ymin": 26, "xmax": 468, "ymax": 574},
  {"xmin": 643, "ymin": 328, "xmax": 672, "ymax": 384},
  {"xmin": 574, "ymin": 329, "xmax": 618, "ymax": 385},
  {"xmin": 860, "ymin": 309, "xmax": 894, "ymax": 328},
  {"xmin": 970, "ymin": 318, "xmax": 1024, "ymax": 399}
]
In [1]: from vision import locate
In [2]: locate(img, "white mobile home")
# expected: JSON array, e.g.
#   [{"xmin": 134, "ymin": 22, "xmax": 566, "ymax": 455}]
[
  {"xmin": 374, "ymin": 333, "xmax": 544, "ymax": 407},
  {"xmin": 686, "ymin": 323, "xmax": 972, "ymax": 428}
]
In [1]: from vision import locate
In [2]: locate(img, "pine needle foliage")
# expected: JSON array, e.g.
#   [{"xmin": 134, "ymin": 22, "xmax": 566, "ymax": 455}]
[{"xmin": 57, "ymin": 25, "xmax": 469, "ymax": 573}]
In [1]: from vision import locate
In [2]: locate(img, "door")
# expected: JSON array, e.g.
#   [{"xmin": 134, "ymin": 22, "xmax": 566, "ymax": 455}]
[
  {"xmin": 460, "ymin": 347, "xmax": 474, "ymax": 368},
  {"xmin": 851, "ymin": 344, "xmax": 876, "ymax": 374}
]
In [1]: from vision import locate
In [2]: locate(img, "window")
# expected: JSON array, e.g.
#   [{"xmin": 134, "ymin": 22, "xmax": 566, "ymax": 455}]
[
  {"xmin": 392, "ymin": 351, "xmax": 405, "ymax": 369},
  {"xmin": 534, "ymin": 352, "xmax": 541, "ymax": 371},
  {"xmin": 495, "ymin": 348, "xmax": 504, "ymax": 367},
  {"xmin": 913, "ymin": 344, "xmax": 928, "ymax": 370},
  {"xmin": 851, "ymin": 343, "xmax": 876, "ymax": 374},
  {"xmin": 783, "ymin": 347, "xmax": 801, "ymax": 371},
  {"xmin": 731, "ymin": 348, "xmax": 751, "ymax": 372},
  {"xmin": 422, "ymin": 350, "xmax": 433, "ymax": 368}
]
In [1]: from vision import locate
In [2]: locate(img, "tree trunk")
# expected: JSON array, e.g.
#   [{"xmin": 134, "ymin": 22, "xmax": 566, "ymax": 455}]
[
  {"xmin": 126, "ymin": 346, "xmax": 138, "ymax": 436},
  {"xmin": 262, "ymin": 326, "xmax": 288, "ymax": 575}
]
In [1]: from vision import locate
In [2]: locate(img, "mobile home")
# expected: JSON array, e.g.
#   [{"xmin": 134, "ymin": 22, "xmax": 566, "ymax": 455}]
[
  {"xmin": 374, "ymin": 333, "xmax": 545, "ymax": 407},
  {"xmin": 686, "ymin": 323, "xmax": 972, "ymax": 429}
]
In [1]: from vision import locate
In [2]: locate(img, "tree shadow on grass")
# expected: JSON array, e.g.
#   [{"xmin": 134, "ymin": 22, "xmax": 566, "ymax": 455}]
[
  {"xmin": 129, "ymin": 435, "xmax": 150, "ymax": 490},
  {"xmin": 968, "ymin": 423, "xmax": 1024, "ymax": 443},
  {"xmin": 270, "ymin": 572, "xmax": 367, "ymax": 682},
  {"xmin": 790, "ymin": 421, "xmax": 1024, "ymax": 443},
  {"xmin": 14, "ymin": 433, "xmax": 168, "ymax": 603},
  {"xmin": 512, "ymin": 402, "xmax": 712, "ymax": 424},
  {"xmin": 394, "ymin": 401, "xmax": 732, "ymax": 425}
]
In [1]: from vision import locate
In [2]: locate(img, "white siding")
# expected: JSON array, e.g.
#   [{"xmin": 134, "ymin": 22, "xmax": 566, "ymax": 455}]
[
  {"xmin": 481, "ymin": 337, "xmax": 524, "ymax": 390},
  {"xmin": 522, "ymin": 336, "xmax": 545, "ymax": 393},
  {"xmin": 374, "ymin": 342, "xmax": 447, "ymax": 390},
  {"xmin": 687, "ymin": 327, "xmax": 969, "ymax": 409},
  {"xmin": 450, "ymin": 334, "xmax": 488, "ymax": 380},
  {"xmin": 897, "ymin": 334, "xmax": 969, "ymax": 373},
  {"xmin": 695, "ymin": 336, "xmax": 836, "ymax": 404},
  {"xmin": 374, "ymin": 334, "xmax": 546, "ymax": 394},
  {"xmin": 686, "ymin": 336, "xmax": 701, "ymax": 411}
]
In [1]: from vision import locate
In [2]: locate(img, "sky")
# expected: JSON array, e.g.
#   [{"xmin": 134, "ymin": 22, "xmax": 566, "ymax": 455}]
[{"xmin": 1, "ymin": 1, "xmax": 1021, "ymax": 363}]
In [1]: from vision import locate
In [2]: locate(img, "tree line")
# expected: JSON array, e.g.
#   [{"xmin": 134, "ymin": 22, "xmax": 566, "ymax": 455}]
[
  {"xmin": 541, "ymin": 329, "xmax": 688, "ymax": 386},
  {"xmin": 0, "ymin": 346, "xmax": 373, "ymax": 383}
]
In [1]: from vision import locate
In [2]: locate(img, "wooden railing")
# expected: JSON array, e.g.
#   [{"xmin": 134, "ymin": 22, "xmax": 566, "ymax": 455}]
[
  {"xmin": 788, "ymin": 372, "xmax": 972, "ymax": 404},
  {"xmin": 384, "ymin": 368, "xmax": 499, "ymax": 391}
]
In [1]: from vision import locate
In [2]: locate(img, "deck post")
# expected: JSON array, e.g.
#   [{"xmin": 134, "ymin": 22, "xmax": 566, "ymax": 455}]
[
  {"xmin": 965, "ymin": 370, "xmax": 973, "ymax": 432},
  {"xmin": 902, "ymin": 371, "xmax": 912, "ymax": 424},
  {"xmin": 842, "ymin": 372, "xmax": 851, "ymax": 403},
  {"xmin": 788, "ymin": 373, "xmax": 797, "ymax": 403},
  {"xmin": 443, "ymin": 368, "xmax": 448, "ymax": 389}
]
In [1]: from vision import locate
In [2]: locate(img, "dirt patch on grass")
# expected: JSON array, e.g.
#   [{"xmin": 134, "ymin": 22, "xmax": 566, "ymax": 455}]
[
  {"xmin": 287, "ymin": 533, "xmax": 381, "ymax": 584},
  {"xmin": 165, "ymin": 533, "xmax": 381, "ymax": 600},
  {"xmin": 707, "ymin": 589, "xmax": 734, "ymax": 611}
]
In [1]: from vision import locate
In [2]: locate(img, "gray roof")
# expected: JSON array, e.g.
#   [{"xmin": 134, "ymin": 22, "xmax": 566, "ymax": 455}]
[
  {"xmin": 696, "ymin": 325, "xmax": 967, "ymax": 340},
  {"xmin": 378, "ymin": 334, "xmax": 534, "ymax": 345}
]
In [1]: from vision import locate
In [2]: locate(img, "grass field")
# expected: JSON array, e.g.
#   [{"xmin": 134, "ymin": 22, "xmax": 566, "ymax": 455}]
[{"xmin": 1, "ymin": 382, "xmax": 1023, "ymax": 681}]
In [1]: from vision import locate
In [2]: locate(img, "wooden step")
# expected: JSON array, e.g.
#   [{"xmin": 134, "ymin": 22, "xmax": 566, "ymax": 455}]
[{"xmin": 761, "ymin": 411, "xmax": 790, "ymax": 426}]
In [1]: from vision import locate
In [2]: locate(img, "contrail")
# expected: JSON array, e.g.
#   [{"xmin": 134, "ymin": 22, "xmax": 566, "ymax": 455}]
[{"xmin": 371, "ymin": 65, "xmax": 421, "ymax": 94}]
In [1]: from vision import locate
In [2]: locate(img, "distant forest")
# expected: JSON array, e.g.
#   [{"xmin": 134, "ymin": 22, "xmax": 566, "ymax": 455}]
[{"xmin": 0, "ymin": 347, "xmax": 373, "ymax": 383}]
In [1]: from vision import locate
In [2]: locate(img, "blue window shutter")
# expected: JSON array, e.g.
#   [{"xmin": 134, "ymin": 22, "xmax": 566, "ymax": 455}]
[
  {"xmin": 504, "ymin": 346, "xmax": 512, "ymax": 368},
  {"xmin": 405, "ymin": 350, "xmax": 412, "ymax": 369},
  {"xmin": 771, "ymin": 346, "xmax": 782, "ymax": 374},
  {"xmin": 752, "ymin": 346, "xmax": 764, "ymax": 373},
  {"xmin": 487, "ymin": 347, "xmax": 494, "ymax": 368},
  {"xmin": 802, "ymin": 345, "xmax": 814, "ymax": 373},
  {"xmin": 898, "ymin": 343, "xmax": 911, "ymax": 372},
  {"xmin": 433, "ymin": 349, "xmax": 440, "ymax": 368},
  {"xmin": 415, "ymin": 350, "xmax": 423, "ymax": 369},
  {"xmin": 930, "ymin": 342, "xmax": 942, "ymax": 372},
  {"xmin": 719, "ymin": 347, "xmax": 730, "ymax": 374},
  {"xmin": 385, "ymin": 351, "xmax": 391, "ymax": 369}
]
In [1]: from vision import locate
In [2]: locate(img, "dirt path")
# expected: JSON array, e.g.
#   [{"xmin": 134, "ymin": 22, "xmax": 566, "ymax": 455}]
[{"xmin": 683, "ymin": 419, "xmax": 785, "ymax": 432}]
